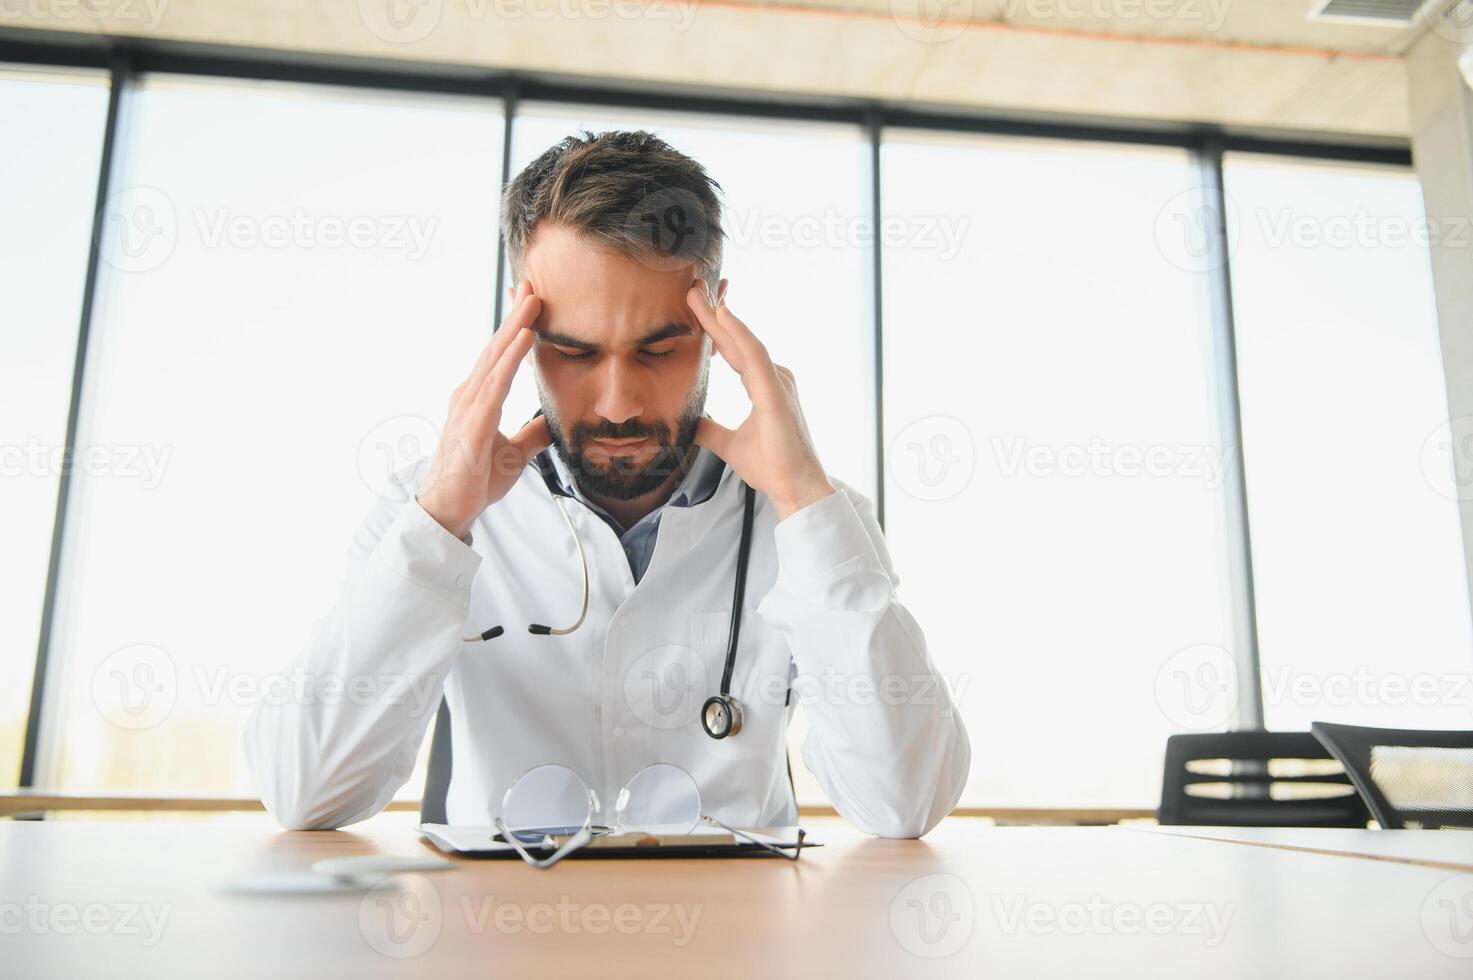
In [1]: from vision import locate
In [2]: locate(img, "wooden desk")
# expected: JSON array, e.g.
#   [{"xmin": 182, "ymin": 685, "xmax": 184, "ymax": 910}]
[
  {"xmin": 3, "ymin": 815, "xmax": 1471, "ymax": 978},
  {"xmin": 1137, "ymin": 824, "xmax": 1473, "ymax": 873}
]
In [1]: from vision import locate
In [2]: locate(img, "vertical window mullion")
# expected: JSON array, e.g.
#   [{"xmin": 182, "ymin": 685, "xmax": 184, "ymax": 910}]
[
  {"xmin": 1200, "ymin": 135, "xmax": 1266, "ymax": 732},
  {"xmin": 868, "ymin": 109, "xmax": 886, "ymax": 531},
  {"xmin": 492, "ymin": 80, "xmax": 519, "ymax": 331},
  {"xmin": 19, "ymin": 54, "xmax": 133, "ymax": 789}
]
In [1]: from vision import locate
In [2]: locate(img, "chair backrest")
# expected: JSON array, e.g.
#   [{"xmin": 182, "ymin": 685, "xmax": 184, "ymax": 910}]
[
  {"xmin": 420, "ymin": 698, "xmax": 454, "ymax": 825},
  {"xmin": 1311, "ymin": 722, "xmax": 1473, "ymax": 830},
  {"xmin": 1157, "ymin": 731, "xmax": 1370, "ymax": 827}
]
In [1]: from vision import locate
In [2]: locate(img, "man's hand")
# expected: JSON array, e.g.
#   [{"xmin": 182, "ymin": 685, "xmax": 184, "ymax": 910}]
[
  {"xmin": 417, "ymin": 280, "xmax": 551, "ymax": 540},
  {"xmin": 686, "ymin": 283, "xmax": 835, "ymax": 520}
]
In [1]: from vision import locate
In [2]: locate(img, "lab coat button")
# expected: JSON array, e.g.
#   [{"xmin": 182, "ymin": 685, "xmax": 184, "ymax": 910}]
[{"xmin": 612, "ymin": 727, "xmax": 625, "ymax": 738}]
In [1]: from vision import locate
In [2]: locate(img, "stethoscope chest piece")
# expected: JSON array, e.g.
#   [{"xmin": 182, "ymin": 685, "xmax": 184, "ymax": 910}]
[
  {"xmin": 702, "ymin": 480, "xmax": 757, "ymax": 740},
  {"xmin": 702, "ymin": 694, "xmax": 743, "ymax": 739}
]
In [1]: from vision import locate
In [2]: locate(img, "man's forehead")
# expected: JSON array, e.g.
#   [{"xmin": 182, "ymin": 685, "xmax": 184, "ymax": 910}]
[
  {"xmin": 532, "ymin": 282, "xmax": 695, "ymax": 334},
  {"xmin": 524, "ymin": 226, "xmax": 700, "ymax": 343},
  {"xmin": 523, "ymin": 221, "xmax": 696, "ymax": 285}
]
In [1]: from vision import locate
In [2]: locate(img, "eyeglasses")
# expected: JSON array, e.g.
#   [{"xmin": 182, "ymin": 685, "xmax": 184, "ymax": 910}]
[{"xmin": 493, "ymin": 762, "xmax": 803, "ymax": 868}]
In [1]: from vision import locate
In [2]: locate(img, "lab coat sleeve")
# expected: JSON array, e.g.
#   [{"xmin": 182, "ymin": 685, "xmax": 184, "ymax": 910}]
[
  {"xmin": 243, "ymin": 460, "xmax": 480, "ymax": 830},
  {"xmin": 754, "ymin": 478, "xmax": 971, "ymax": 838}
]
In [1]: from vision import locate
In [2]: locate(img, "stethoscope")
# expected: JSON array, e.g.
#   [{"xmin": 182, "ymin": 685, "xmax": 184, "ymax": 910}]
[{"xmin": 461, "ymin": 436, "xmax": 757, "ymax": 741}]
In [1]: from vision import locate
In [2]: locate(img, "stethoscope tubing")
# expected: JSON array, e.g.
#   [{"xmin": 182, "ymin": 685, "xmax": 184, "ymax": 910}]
[
  {"xmin": 462, "ymin": 451, "xmax": 757, "ymax": 736},
  {"xmin": 720, "ymin": 480, "xmax": 757, "ymax": 699}
]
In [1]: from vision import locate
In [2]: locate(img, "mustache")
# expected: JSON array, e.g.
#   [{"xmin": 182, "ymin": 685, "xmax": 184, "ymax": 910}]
[{"xmin": 572, "ymin": 419, "xmax": 673, "ymax": 444}]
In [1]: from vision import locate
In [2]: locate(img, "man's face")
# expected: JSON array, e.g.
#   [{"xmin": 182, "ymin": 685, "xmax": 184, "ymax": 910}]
[{"xmin": 518, "ymin": 221, "xmax": 724, "ymax": 501}]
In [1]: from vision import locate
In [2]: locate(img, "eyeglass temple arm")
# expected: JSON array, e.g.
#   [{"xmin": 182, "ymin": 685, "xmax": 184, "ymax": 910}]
[
  {"xmin": 495, "ymin": 818, "xmax": 592, "ymax": 870},
  {"xmin": 700, "ymin": 815, "xmax": 804, "ymax": 860}
]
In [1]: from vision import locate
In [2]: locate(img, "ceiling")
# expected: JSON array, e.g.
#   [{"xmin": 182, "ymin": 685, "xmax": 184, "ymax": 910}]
[
  {"xmin": 0, "ymin": 0, "xmax": 1456, "ymax": 138},
  {"xmin": 753, "ymin": 0, "xmax": 1434, "ymax": 56}
]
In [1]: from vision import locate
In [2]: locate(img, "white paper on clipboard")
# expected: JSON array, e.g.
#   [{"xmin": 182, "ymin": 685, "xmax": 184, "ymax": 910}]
[
  {"xmin": 417, "ymin": 823, "xmax": 814, "ymax": 857},
  {"xmin": 417, "ymin": 825, "xmax": 518, "ymax": 855}
]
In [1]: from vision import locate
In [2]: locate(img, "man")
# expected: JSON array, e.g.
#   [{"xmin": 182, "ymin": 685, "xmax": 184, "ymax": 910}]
[{"xmin": 245, "ymin": 130, "xmax": 969, "ymax": 837}]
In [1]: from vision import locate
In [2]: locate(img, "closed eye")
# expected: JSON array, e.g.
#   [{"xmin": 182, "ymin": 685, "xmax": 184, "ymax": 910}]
[{"xmin": 548, "ymin": 343, "xmax": 679, "ymax": 361}]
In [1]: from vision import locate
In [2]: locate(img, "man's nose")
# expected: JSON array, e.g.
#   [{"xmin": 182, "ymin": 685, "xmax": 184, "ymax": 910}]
[{"xmin": 592, "ymin": 356, "xmax": 644, "ymax": 425}]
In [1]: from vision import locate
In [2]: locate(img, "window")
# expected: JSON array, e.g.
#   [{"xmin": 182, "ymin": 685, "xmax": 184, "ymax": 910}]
[
  {"xmin": 39, "ymin": 76, "xmax": 504, "ymax": 795},
  {"xmin": 1224, "ymin": 154, "xmax": 1473, "ymax": 732},
  {"xmin": 8, "ymin": 52, "xmax": 1461, "ymax": 815},
  {"xmin": 880, "ymin": 131, "xmax": 1240, "ymax": 808},
  {"xmin": 0, "ymin": 66, "xmax": 110, "ymax": 788}
]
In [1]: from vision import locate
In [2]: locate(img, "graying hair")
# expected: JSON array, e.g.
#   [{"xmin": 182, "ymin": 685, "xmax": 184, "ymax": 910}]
[{"xmin": 501, "ymin": 129, "xmax": 726, "ymax": 300}]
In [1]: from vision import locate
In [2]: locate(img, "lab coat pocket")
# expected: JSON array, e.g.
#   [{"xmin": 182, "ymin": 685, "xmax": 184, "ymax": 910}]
[{"xmin": 690, "ymin": 608, "xmax": 788, "ymax": 761}]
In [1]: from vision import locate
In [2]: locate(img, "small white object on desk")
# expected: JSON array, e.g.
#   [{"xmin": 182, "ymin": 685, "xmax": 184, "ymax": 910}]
[
  {"xmin": 311, "ymin": 855, "xmax": 455, "ymax": 877},
  {"xmin": 225, "ymin": 871, "xmax": 381, "ymax": 895}
]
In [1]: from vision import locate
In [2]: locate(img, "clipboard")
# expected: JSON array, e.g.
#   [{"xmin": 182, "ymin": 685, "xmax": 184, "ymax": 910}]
[{"xmin": 419, "ymin": 823, "xmax": 817, "ymax": 860}]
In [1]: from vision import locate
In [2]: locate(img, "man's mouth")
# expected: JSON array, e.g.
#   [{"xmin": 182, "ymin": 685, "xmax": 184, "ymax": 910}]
[{"xmin": 589, "ymin": 437, "xmax": 650, "ymax": 454}]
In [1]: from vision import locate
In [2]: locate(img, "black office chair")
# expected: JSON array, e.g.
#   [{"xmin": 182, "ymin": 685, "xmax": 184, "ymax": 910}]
[
  {"xmin": 1311, "ymin": 722, "xmax": 1473, "ymax": 830},
  {"xmin": 1157, "ymin": 731, "xmax": 1371, "ymax": 827}
]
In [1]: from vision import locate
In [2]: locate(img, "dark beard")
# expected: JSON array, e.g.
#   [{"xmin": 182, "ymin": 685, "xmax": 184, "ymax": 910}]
[{"xmin": 547, "ymin": 410, "xmax": 702, "ymax": 501}]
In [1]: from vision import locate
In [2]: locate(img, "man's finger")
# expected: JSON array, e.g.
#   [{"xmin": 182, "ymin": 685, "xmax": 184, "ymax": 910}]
[
  {"xmin": 508, "ymin": 414, "xmax": 552, "ymax": 464},
  {"xmin": 687, "ymin": 286, "xmax": 747, "ymax": 374},
  {"xmin": 463, "ymin": 281, "xmax": 538, "ymax": 396},
  {"xmin": 710, "ymin": 293, "xmax": 770, "ymax": 366},
  {"xmin": 691, "ymin": 288, "xmax": 786, "ymax": 407},
  {"xmin": 693, "ymin": 416, "xmax": 734, "ymax": 460},
  {"xmin": 474, "ymin": 321, "xmax": 536, "ymax": 410},
  {"xmin": 461, "ymin": 281, "xmax": 527, "ymax": 385},
  {"xmin": 717, "ymin": 301, "xmax": 789, "ymax": 407}
]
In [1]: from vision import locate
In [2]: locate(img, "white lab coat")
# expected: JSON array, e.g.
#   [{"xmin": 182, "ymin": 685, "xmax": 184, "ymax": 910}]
[{"xmin": 244, "ymin": 451, "xmax": 970, "ymax": 837}]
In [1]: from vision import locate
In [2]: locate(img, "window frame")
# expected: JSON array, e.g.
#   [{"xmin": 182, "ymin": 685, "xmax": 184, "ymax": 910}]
[{"xmin": 0, "ymin": 36, "xmax": 1429, "ymax": 810}]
